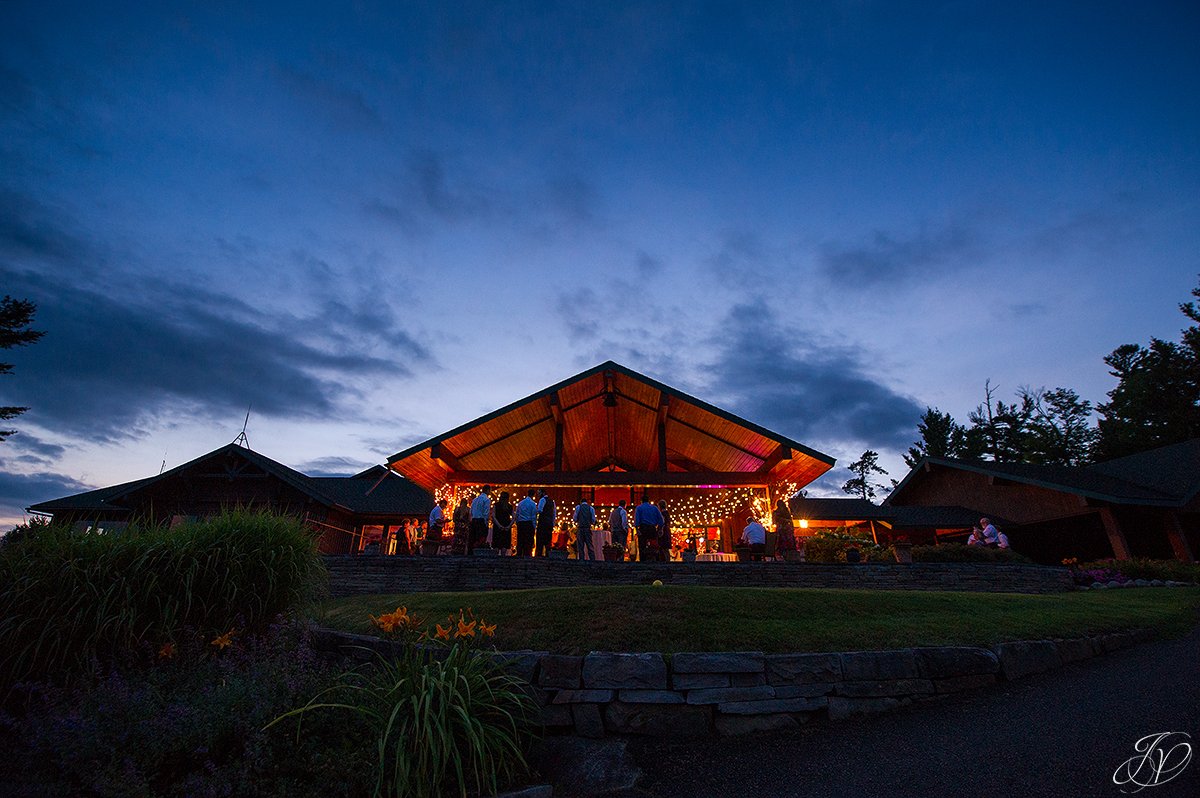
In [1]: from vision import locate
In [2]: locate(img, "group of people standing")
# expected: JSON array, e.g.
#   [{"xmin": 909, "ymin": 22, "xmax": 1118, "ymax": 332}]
[
  {"xmin": 425, "ymin": 488, "xmax": 682, "ymax": 561},
  {"xmin": 606, "ymin": 496, "xmax": 675, "ymax": 561},
  {"xmin": 426, "ymin": 486, "xmax": 568, "ymax": 557}
]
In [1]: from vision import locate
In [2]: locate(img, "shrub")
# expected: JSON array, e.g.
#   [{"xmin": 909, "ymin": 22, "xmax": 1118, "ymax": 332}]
[
  {"xmin": 0, "ymin": 620, "xmax": 368, "ymax": 798},
  {"xmin": 804, "ymin": 529, "xmax": 889, "ymax": 563},
  {"xmin": 911, "ymin": 543, "xmax": 1032, "ymax": 563},
  {"xmin": 0, "ymin": 511, "xmax": 327, "ymax": 693},
  {"xmin": 275, "ymin": 644, "xmax": 539, "ymax": 798},
  {"xmin": 1074, "ymin": 557, "xmax": 1200, "ymax": 584}
]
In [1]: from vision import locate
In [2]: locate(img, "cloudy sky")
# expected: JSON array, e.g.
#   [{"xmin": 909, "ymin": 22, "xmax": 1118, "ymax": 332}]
[{"xmin": 1, "ymin": 1, "xmax": 1197, "ymax": 527}]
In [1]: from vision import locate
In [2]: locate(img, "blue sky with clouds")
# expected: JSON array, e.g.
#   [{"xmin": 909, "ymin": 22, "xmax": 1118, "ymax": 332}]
[{"xmin": 1, "ymin": 1, "xmax": 1198, "ymax": 526}]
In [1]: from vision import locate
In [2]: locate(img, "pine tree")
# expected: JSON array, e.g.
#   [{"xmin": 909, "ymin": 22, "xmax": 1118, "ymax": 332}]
[
  {"xmin": 1095, "ymin": 279, "xmax": 1200, "ymax": 460},
  {"xmin": 903, "ymin": 408, "xmax": 967, "ymax": 467},
  {"xmin": 842, "ymin": 450, "xmax": 889, "ymax": 502},
  {"xmin": 1, "ymin": 296, "xmax": 45, "ymax": 441}
]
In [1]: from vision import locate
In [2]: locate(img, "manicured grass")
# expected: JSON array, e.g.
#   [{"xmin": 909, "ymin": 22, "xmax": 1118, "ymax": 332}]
[{"xmin": 318, "ymin": 586, "xmax": 1200, "ymax": 654}]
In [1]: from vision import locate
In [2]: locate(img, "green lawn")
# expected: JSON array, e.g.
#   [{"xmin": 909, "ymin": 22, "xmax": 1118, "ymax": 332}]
[{"xmin": 318, "ymin": 585, "xmax": 1200, "ymax": 654}]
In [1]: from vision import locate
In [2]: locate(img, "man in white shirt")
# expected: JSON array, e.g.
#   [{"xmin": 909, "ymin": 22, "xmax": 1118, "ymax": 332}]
[
  {"xmin": 469, "ymin": 486, "xmax": 492, "ymax": 554},
  {"xmin": 741, "ymin": 515, "xmax": 767, "ymax": 561},
  {"xmin": 741, "ymin": 516, "xmax": 767, "ymax": 545},
  {"xmin": 980, "ymin": 518, "xmax": 1000, "ymax": 547},
  {"xmin": 573, "ymin": 499, "xmax": 597, "ymax": 560}
]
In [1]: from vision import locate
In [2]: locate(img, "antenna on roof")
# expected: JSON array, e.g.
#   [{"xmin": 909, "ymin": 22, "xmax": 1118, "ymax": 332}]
[
  {"xmin": 159, "ymin": 449, "xmax": 168, "ymax": 475},
  {"xmin": 233, "ymin": 406, "xmax": 252, "ymax": 449}
]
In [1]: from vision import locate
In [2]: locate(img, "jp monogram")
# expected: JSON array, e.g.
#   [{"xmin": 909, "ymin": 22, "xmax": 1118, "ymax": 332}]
[{"xmin": 1112, "ymin": 732, "xmax": 1192, "ymax": 793}]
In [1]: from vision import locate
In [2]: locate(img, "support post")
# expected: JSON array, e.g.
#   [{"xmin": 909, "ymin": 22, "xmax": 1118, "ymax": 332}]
[
  {"xmin": 1097, "ymin": 507, "xmax": 1132, "ymax": 560},
  {"xmin": 1164, "ymin": 512, "xmax": 1196, "ymax": 563}
]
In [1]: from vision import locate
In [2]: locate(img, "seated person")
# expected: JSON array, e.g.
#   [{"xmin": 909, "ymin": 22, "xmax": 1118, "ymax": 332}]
[{"xmin": 740, "ymin": 516, "xmax": 767, "ymax": 561}]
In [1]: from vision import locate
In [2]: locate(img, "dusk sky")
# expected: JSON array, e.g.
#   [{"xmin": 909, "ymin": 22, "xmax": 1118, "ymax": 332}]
[{"xmin": 2, "ymin": 1, "xmax": 1198, "ymax": 527}]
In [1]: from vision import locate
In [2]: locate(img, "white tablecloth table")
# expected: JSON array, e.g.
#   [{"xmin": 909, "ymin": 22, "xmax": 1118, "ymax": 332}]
[{"xmin": 694, "ymin": 552, "xmax": 738, "ymax": 562}]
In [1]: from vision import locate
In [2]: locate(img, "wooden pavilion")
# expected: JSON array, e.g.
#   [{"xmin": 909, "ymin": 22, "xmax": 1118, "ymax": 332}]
[{"xmin": 387, "ymin": 361, "xmax": 835, "ymax": 551}]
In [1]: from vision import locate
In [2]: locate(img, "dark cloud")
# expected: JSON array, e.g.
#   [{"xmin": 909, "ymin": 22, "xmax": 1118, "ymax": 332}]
[
  {"xmin": 0, "ymin": 265, "xmax": 432, "ymax": 442},
  {"xmin": 705, "ymin": 298, "xmax": 923, "ymax": 448},
  {"xmin": 0, "ymin": 64, "xmax": 35, "ymax": 117},
  {"xmin": 706, "ymin": 231, "xmax": 772, "ymax": 283},
  {"xmin": 819, "ymin": 225, "xmax": 977, "ymax": 287},
  {"xmin": 557, "ymin": 286, "xmax": 603, "ymax": 343},
  {"xmin": 0, "ymin": 190, "xmax": 91, "ymax": 264},
  {"xmin": 274, "ymin": 64, "xmax": 384, "ymax": 131},
  {"xmin": 361, "ymin": 198, "xmax": 422, "ymax": 235},
  {"xmin": 410, "ymin": 150, "xmax": 494, "ymax": 222},
  {"xmin": 0, "ymin": 468, "xmax": 93, "ymax": 519},
  {"xmin": 543, "ymin": 175, "xmax": 595, "ymax": 224},
  {"xmin": 2, "ymin": 432, "xmax": 66, "ymax": 465},
  {"xmin": 295, "ymin": 455, "xmax": 377, "ymax": 477},
  {"xmin": 364, "ymin": 150, "xmax": 600, "ymax": 238},
  {"xmin": 636, "ymin": 250, "xmax": 663, "ymax": 278}
]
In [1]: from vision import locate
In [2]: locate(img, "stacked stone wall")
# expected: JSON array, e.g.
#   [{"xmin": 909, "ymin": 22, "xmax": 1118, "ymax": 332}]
[{"xmin": 312, "ymin": 628, "xmax": 1151, "ymax": 739}]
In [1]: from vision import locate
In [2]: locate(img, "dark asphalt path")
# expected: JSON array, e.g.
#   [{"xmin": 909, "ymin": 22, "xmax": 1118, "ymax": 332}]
[{"xmin": 623, "ymin": 624, "xmax": 1200, "ymax": 798}]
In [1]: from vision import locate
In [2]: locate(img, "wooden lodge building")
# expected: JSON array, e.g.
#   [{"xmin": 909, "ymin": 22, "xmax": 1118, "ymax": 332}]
[
  {"xmin": 386, "ymin": 361, "xmax": 836, "ymax": 552},
  {"xmin": 885, "ymin": 439, "xmax": 1200, "ymax": 564},
  {"xmin": 26, "ymin": 443, "xmax": 434, "ymax": 554},
  {"xmin": 24, "ymin": 360, "xmax": 1200, "ymax": 564}
]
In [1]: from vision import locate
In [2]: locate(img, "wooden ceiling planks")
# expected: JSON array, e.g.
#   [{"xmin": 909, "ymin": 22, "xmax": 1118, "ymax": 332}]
[{"xmin": 388, "ymin": 361, "xmax": 835, "ymax": 494}]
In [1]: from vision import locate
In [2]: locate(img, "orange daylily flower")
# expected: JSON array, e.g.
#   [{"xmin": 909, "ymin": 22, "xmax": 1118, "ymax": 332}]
[
  {"xmin": 158, "ymin": 642, "xmax": 176, "ymax": 659},
  {"xmin": 434, "ymin": 623, "xmax": 451, "ymax": 641},
  {"xmin": 211, "ymin": 629, "xmax": 236, "ymax": 650},
  {"xmin": 455, "ymin": 619, "xmax": 476, "ymax": 638},
  {"xmin": 479, "ymin": 622, "xmax": 496, "ymax": 638}
]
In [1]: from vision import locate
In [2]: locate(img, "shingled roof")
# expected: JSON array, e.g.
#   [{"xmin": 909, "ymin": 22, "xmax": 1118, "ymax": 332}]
[
  {"xmin": 788, "ymin": 496, "xmax": 993, "ymax": 528},
  {"xmin": 28, "ymin": 444, "xmax": 432, "ymax": 518},
  {"xmin": 889, "ymin": 438, "xmax": 1200, "ymax": 508}
]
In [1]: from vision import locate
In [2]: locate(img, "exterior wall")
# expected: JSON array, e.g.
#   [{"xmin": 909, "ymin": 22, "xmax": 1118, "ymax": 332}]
[
  {"xmin": 891, "ymin": 466, "xmax": 1085, "ymax": 522},
  {"xmin": 1006, "ymin": 512, "xmax": 1113, "ymax": 563},
  {"xmin": 322, "ymin": 557, "xmax": 1074, "ymax": 597}
]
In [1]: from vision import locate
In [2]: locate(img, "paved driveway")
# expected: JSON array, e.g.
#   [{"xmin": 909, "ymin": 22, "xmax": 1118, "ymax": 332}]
[{"xmin": 622, "ymin": 622, "xmax": 1200, "ymax": 798}]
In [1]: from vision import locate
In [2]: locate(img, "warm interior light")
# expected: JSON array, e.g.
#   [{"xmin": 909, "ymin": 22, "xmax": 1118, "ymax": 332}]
[{"xmin": 799, "ymin": 519, "xmax": 809, "ymax": 529}]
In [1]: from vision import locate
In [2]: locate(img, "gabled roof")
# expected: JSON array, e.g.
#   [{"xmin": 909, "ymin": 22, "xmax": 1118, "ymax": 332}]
[
  {"xmin": 788, "ymin": 496, "xmax": 990, "ymax": 529},
  {"xmin": 888, "ymin": 438, "xmax": 1200, "ymax": 508},
  {"xmin": 27, "ymin": 477, "xmax": 154, "ymax": 514},
  {"xmin": 28, "ymin": 443, "xmax": 432, "ymax": 518},
  {"xmin": 1088, "ymin": 438, "xmax": 1200, "ymax": 504},
  {"xmin": 789, "ymin": 496, "xmax": 894, "ymax": 520},
  {"xmin": 309, "ymin": 473, "xmax": 433, "ymax": 515},
  {"xmin": 388, "ymin": 360, "xmax": 835, "ymax": 493}
]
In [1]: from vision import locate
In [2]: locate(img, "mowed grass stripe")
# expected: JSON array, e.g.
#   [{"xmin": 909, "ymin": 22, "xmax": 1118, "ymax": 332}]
[{"xmin": 319, "ymin": 586, "xmax": 1200, "ymax": 654}]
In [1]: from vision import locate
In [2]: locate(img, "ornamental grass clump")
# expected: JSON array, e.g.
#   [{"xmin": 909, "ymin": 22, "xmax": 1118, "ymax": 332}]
[
  {"xmin": 0, "ymin": 510, "xmax": 327, "ymax": 694},
  {"xmin": 274, "ymin": 642, "xmax": 539, "ymax": 798}
]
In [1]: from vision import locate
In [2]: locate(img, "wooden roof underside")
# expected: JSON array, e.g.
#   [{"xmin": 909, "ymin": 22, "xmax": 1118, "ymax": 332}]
[{"xmin": 388, "ymin": 362, "xmax": 834, "ymax": 494}]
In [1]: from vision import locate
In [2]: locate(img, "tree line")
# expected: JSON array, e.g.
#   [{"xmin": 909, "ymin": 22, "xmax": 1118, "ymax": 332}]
[
  {"xmin": 905, "ymin": 278, "xmax": 1200, "ymax": 469},
  {"xmin": 843, "ymin": 279, "xmax": 1200, "ymax": 501}
]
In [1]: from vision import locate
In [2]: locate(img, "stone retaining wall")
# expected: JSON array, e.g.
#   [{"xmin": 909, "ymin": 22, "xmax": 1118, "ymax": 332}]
[
  {"xmin": 312, "ymin": 627, "xmax": 1151, "ymax": 739},
  {"xmin": 322, "ymin": 556, "xmax": 1074, "ymax": 597}
]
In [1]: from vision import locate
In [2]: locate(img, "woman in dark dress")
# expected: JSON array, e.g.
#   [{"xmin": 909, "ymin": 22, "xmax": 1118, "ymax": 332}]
[
  {"xmin": 492, "ymin": 491, "xmax": 514, "ymax": 553},
  {"xmin": 452, "ymin": 498, "xmax": 471, "ymax": 555},
  {"xmin": 773, "ymin": 499, "xmax": 796, "ymax": 558},
  {"xmin": 657, "ymin": 500, "xmax": 672, "ymax": 562}
]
